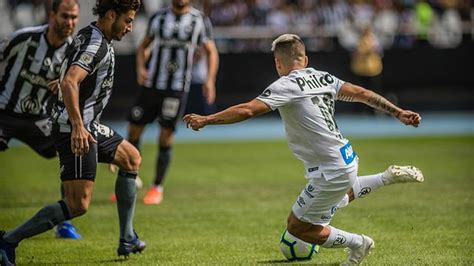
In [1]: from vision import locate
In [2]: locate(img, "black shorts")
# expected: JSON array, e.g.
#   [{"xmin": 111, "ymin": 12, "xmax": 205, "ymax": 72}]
[
  {"xmin": 52, "ymin": 122, "xmax": 124, "ymax": 181},
  {"xmin": 0, "ymin": 110, "xmax": 56, "ymax": 158},
  {"xmin": 127, "ymin": 87, "xmax": 188, "ymax": 131}
]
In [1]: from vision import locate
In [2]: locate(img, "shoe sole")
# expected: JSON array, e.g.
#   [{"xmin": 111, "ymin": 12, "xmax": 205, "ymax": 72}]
[{"xmin": 117, "ymin": 246, "xmax": 146, "ymax": 258}]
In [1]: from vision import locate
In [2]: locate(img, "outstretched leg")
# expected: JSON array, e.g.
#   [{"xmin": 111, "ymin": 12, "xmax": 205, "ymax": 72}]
[
  {"xmin": 0, "ymin": 180, "xmax": 93, "ymax": 265},
  {"xmin": 337, "ymin": 165, "xmax": 424, "ymax": 208}
]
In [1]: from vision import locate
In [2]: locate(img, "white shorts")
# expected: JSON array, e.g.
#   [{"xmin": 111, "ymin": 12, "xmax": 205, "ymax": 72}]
[{"xmin": 291, "ymin": 169, "xmax": 357, "ymax": 226}]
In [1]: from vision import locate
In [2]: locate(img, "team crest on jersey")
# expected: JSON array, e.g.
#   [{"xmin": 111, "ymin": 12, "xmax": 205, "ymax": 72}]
[
  {"xmin": 184, "ymin": 24, "xmax": 193, "ymax": 34},
  {"xmin": 166, "ymin": 61, "xmax": 179, "ymax": 73},
  {"xmin": 79, "ymin": 53, "xmax": 93, "ymax": 65},
  {"xmin": 20, "ymin": 96, "xmax": 41, "ymax": 114}
]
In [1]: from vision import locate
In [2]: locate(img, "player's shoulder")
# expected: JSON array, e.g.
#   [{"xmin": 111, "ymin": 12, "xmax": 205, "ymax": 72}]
[
  {"xmin": 151, "ymin": 7, "xmax": 171, "ymax": 19},
  {"xmin": 189, "ymin": 7, "xmax": 206, "ymax": 17},
  {"xmin": 75, "ymin": 24, "xmax": 108, "ymax": 49},
  {"xmin": 10, "ymin": 24, "xmax": 47, "ymax": 40}
]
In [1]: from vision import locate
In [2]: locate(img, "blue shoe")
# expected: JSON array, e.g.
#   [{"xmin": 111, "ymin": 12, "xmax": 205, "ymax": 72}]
[
  {"xmin": 117, "ymin": 232, "xmax": 146, "ymax": 258},
  {"xmin": 55, "ymin": 221, "xmax": 82, "ymax": 239},
  {"xmin": 0, "ymin": 231, "xmax": 16, "ymax": 266}
]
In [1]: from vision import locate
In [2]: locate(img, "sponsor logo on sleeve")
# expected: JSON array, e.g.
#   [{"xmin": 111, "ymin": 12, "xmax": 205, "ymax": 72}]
[{"xmin": 260, "ymin": 89, "xmax": 271, "ymax": 97}]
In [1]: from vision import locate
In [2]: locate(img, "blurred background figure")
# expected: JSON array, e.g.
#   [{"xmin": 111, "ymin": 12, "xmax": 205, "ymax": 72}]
[
  {"xmin": 185, "ymin": 45, "xmax": 217, "ymax": 116},
  {"xmin": 350, "ymin": 26, "xmax": 385, "ymax": 114}
]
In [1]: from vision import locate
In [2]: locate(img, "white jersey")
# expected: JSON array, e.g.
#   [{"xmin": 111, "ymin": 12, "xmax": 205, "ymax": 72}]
[{"xmin": 256, "ymin": 67, "xmax": 357, "ymax": 179}]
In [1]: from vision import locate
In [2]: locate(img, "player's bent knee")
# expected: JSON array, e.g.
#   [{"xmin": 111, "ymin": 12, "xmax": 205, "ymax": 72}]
[{"xmin": 66, "ymin": 199, "xmax": 90, "ymax": 218}]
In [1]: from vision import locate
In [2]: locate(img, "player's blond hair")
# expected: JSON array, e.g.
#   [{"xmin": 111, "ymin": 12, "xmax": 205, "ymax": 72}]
[{"xmin": 271, "ymin": 34, "xmax": 306, "ymax": 65}]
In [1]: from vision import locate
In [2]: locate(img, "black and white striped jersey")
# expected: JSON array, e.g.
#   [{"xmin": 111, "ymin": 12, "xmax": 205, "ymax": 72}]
[
  {"xmin": 53, "ymin": 23, "xmax": 115, "ymax": 133},
  {"xmin": 0, "ymin": 24, "xmax": 71, "ymax": 117},
  {"xmin": 144, "ymin": 7, "xmax": 213, "ymax": 92}
]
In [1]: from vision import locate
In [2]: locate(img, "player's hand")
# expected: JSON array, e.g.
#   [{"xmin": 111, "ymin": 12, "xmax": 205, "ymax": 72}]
[
  {"xmin": 71, "ymin": 126, "xmax": 97, "ymax": 156},
  {"xmin": 397, "ymin": 110, "xmax": 421, "ymax": 127},
  {"xmin": 202, "ymin": 81, "xmax": 216, "ymax": 104},
  {"xmin": 48, "ymin": 79, "xmax": 60, "ymax": 94},
  {"xmin": 183, "ymin": 113, "xmax": 207, "ymax": 131},
  {"xmin": 137, "ymin": 66, "xmax": 148, "ymax": 86}
]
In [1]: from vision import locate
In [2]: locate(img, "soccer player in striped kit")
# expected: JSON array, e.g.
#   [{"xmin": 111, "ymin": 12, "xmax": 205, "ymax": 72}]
[
  {"xmin": 126, "ymin": 0, "xmax": 219, "ymax": 205},
  {"xmin": 0, "ymin": 0, "xmax": 81, "ymax": 239},
  {"xmin": 0, "ymin": 1, "xmax": 144, "ymax": 264},
  {"xmin": 184, "ymin": 34, "xmax": 424, "ymax": 265}
]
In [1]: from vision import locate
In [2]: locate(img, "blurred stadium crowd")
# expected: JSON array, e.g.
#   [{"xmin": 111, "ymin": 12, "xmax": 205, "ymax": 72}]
[{"xmin": 0, "ymin": 0, "xmax": 472, "ymax": 53}]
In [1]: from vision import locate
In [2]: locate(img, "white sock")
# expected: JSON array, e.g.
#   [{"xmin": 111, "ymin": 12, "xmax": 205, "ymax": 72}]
[
  {"xmin": 322, "ymin": 226, "xmax": 363, "ymax": 249},
  {"xmin": 352, "ymin": 173, "xmax": 384, "ymax": 199},
  {"xmin": 336, "ymin": 194, "xmax": 349, "ymax": 209},
  {"xmin": 153, "ymin": 185, "xmax": 163, "ymax": 192}
]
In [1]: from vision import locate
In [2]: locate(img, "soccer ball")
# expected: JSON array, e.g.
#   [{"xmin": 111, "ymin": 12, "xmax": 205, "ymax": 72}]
[{"xmin": 279, "ymin": 230, "xmax": 319, "ymax": 261}]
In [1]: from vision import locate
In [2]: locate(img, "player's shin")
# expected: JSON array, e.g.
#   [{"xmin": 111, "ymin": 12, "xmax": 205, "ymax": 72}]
[
  {"xmin": 115, "ymin": 170, "xmax": 138, "ymax": 242},
  {"xmin": 3, "ymin": 200, "xmax": 71, "ymax": 244},
  {"xmin": 321, "ymin": 226, "xmax": 363, "ymax": 249},
  {"xmin": 352, "ymin": 173, "xmax": 384, "ymax": 200}
]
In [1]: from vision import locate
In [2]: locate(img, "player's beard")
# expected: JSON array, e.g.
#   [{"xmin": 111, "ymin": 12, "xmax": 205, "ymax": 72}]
[
  {"xmin": 173, "ymin": 0, "xmax": 189, "ymax": 10},
  {"xmin": 111, "ymin": 20, "xmax": 125, "ymax": 41},
  {"xmin": 53, "ymin": 17, "xmax": 73, "ymax": 39}
]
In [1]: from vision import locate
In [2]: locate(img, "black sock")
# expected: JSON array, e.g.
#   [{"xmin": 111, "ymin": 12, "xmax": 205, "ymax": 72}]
[
  {"xmin": 3, "ymin": 200, "xmax": 71, "ymax": 244},
  {"xmin": 154, "ymin": 145, "xmax": 172, "ymax": 186},
  {"xmin": 115, "ymin": 170, "xmax": 137, "ymax": 242}
]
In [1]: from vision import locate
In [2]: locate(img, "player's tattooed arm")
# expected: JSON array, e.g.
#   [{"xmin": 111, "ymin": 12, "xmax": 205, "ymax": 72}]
[
  {"xmin": 338, "ymin": 82, "xmax": 401, "ymax": 117},
  {"xmin": 366, "ymin": 94, "xmax": 401, "ymax": 117}
]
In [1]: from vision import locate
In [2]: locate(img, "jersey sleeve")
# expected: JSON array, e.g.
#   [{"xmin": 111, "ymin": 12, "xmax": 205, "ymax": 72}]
[
  {"xmin": 331, "ymin": 74, "xmax": 345, "ymax": 95},
  {"xmin": 145, "ymin": 13, "xmax": 158, "ymax": 39},
  {"xmin": 197, "ymin": 15, "xmax": 213, "ymax": 45},
  {"xmin": 0, "ymin": 30, "xmax": 30, "ymax": 62},
  {"xmin": 256, "ymin": 80, "xmax": 295, "ymax": 110},
  {"xmin": 70, "ymin": 36, "xmax": 107, "ymax": 74}
]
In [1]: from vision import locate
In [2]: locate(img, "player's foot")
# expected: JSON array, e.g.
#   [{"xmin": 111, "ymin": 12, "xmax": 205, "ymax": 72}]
[
  {"xmin": 143, "ymin": 187, "xmax": 163, "ymax": 205},
  {"xmin": 341, "ymin": 235, "xmax": 374, "ymax": 265},
  {"xmin": 117, "ymin": 232, "xmax": 146, "ymax": 258},
  {"xmin": 382, "ymin": 165, "xmax": 424, "ymax": 185},
  {"xmin": 0, "ymin": 231, "xmax": 17, "ymax": 266},
  {"xmin": 55, "ymin": 221, "xmax": 82, "ymax": 239}
]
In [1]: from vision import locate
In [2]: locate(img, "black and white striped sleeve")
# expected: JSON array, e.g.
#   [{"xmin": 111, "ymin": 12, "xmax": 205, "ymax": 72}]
[
  {"xmin": 71, "ymin": 35, "xmax": 107, "ymax": 74},
  {"xmin": 198, "ymin": 15, "xmax": 213, "ymax": 45},
  {"xmin": 0, "ymin": 30, "xmax": 30, "ymax": 62}
]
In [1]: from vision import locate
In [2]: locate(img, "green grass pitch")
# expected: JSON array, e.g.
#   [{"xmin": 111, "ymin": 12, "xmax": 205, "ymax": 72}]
[{"xmin": 0, "ymin": 135, "xmax": 473, "ymax": 265}]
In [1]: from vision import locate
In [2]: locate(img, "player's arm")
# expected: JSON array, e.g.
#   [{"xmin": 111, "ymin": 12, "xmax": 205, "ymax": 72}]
[
  {"xmin": 183, "ymin": 99, "xmax": 271, "ymax": 131},
  {"xmin": 60, "ymin": 65, "xmax": 97, "ymax": 155},
  {"xmin": 136, "ymin": 36, "xmax": 153, "ymax": 86},
  {"xmin": 202, "ymin": 39, "xmax": 219, "ymax": 104},
  {"xmin": 337, "ymin": 82, "xmax": 421, "ymax": 127}
]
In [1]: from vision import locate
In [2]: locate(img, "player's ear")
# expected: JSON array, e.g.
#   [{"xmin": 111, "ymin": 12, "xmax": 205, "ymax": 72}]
[
  {"xmin": 304, "ymin": 56, "xmax": 308, "ymax": 67},
  {"xmin": 49, "ymin": 9, "xmax": 56, "ymax": 21},
  {"xmin": 106, "ymin": 9, "xmax": 117, "ymax": 21}
]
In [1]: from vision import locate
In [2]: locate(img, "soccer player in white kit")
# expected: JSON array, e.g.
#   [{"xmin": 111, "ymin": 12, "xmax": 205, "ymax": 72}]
[{"xmin": 183, "ymin": 34, "xmax": 424, "ymax": 265}]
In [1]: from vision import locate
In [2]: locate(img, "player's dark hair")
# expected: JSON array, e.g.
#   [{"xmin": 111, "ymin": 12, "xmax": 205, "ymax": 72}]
[
  {"xmin": 93, "ymin": 0, "xmax": 141, "ymax": 18},
  {"xmin": 51, "ymin": 0, "xmax": 79, "ymax": 13}
]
